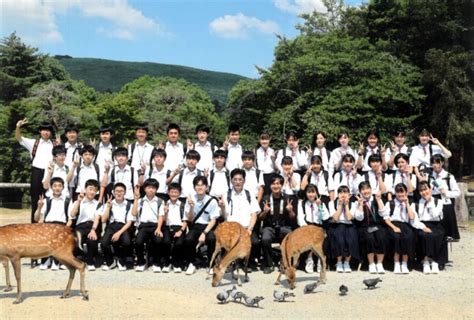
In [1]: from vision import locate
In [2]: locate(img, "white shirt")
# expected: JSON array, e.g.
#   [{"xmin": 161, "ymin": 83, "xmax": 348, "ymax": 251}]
[
  {"xmin": 312, "ymin": 147, "xmax": 331, "ymax": 171},
  {"xmin": 333, "ymin": 170, "xmax": 360, "ymax": 196},
  {"xmin": 282, "ymin": 172, "xmax": 301, "ymax": 196},
  {"xmin": 357, "ymin": 170, "xmax": 393, "ymax": 195},
  {"xmin": 354, "ymin": 196, "xmax": 386, "ymax": 222},
  {"xmin": 74, "ymin": 162, "xmax": 100, "ymax": 193},
  {"xmin": 429, "ymin": 169, "xmax": 461, "ymax": 205},
  {"xmin": 225, "ymin": 143, "xmax": 243, "ymax": 171},
  {"xmin": 223, "ymin": 189, "xmax": 260, "ymax": 228},
  {"xmin": 42, "ymin": 164, "xmax": 69, "ymax": 198},
  {"xmin": 359, "ymin": 146, "xmax": 383, "ymax": 172},
  {"xmin": 390, "ymin": 171, "xmax": 417, "ymax": 195},
  {"xmin": 386, "ymin": 144, "xmax": 410, "ymax": 170},
  {"xmin": 409, "ymin": 144, "xmax": 447, "ymax": 168},
  {"xmin": 383, "ymin": 199, "xmax": 425, "ymax": 229},
  {"xmin": 65, "ymin": 141, "xmax": 81, "ymax": 169},
  {"xmin": 164, "ymin": 141, "xmax": 185, "ymax": 171},
  {"xmin": 40, "ymin": 195, "xmax": 69, "ymax": 223},
  {"xmin": 71, "ymin": 198, "xmax": 102, "ymax": 225},
  {"xmin": 208, "ymin": 168, "xmax": 230, "ymax": 197},
  {"xmin": 194, "ymin": 141, "xmax": 215, "ymax": 171},
  {"xmin": 256, "ymin": 146, "xmax": 276, "ymax": 174},
  {"xmin": 19, "ymin": 137, "xmax": 53, "ymax": 169},
  {"xmin": 107, "ymin": 200, "xmax": 135, "ymax": 224},
  {"xmin": 106, "ymin": 165, "xmax": 139, "ymax": 200},
  {"xmin": 243, "ymin": 167, "xmax": 264, "ymax": 199},
  {"xmin": 95, "ymin": 142, "xmax": 114, "ymax": 173},
  {"xmin": 276, "ymin": 147, "xmax": 308, "ymax": 172},
  {"xmin": 190, "ymin": 195, "xmax": 220, "ymax": 225},
  {"xmin": 160, "ymin": 199, "xmax": 189, "ymax": 226},
  {"xmin": 147, "ymin": 165, "xmax": 169, "ymax": 194},
  {"xmin": 297, "ymin": 199, "xmax": 329, "ymax": 226},
  {"xmin": 328, "ymin": 147, "xmax": 357, "ymax": 177},
  {"xmin": 129, "ymin": 142, "xmax": 153, "ymax": 170},
  {"xmin": 306, "ymin": 170, "xmax": 334, "ymax": 196},
  {"xmin": 414, "ymin": 198, "xmax": 444, "ymax": 222},
  {"xmin": 137, "ymin": 196, "xmax": 162, "ymax": 224},
  {"xmin": 328, "ymin": 201, "xmax": 357, "ymax": 224},
  {"xmin": 172, "ymin": 167, "xmax": 201, "ymax": 198}
]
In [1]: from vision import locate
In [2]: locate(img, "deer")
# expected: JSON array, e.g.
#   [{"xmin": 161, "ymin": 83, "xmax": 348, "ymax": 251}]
[
  {"xmin": 275, "ymin": 225, "xmax": 327, "ymax": 290},
  {"xmin": 0, "ymin": 223, "xmax": 88, "ymax": 304},
  {"xmin": 210, "ymin": 222, "xmax": 251, "ymax": 287}
]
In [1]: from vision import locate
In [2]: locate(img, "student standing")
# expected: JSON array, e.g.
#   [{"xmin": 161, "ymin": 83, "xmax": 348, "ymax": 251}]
[{"xmin": 223, "ymin": 123, "xmax": 243, "ymax": 171}]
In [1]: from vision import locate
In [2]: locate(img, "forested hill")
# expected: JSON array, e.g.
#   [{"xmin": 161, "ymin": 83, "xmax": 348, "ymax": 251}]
[{"xmin": 55, "ymin": 56, "xmax": 246, "ymax": 105}]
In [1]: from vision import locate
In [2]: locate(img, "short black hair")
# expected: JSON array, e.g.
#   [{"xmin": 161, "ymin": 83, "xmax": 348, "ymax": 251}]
[
  {"xmin": 230, "ymin": 168, "xmax": 246, "ymax": 180},
  {"xmin": 143, "ymin": 178, "xmax": 159, "ymax": 190},
  {"xmin": 358, "ymin": 181, "xmax": 371, "ymax": 191},
  {"xmin": 342, "ymin": 154, "xmax": 355, "ymax": 163},
  {"xmin": 213, "ymin": 149, "xmax": 227, "ymax": 159},
  {"xmin": 195, "ymin": 124, "xmax": 210, "ymax": 134},
  {"xmin": 228, "ymin": 123, "xmax": 240, "ymax": 133},
  {"xmin": 286, "ymin": 131, "xmax": 298, "ymax": 141},
  {"xmin": 114, "ymin": 182, "xmax": 126, "ymax": 191},
  {"xmin": 85, "ymin": 179, "xmax": 99, "ymax": 189},
  {"xmin": 136, "ymin": 123, "xmax": 149, "ymax": 132},
  {"xmin": 79, "ymin": 144, "xmax": 97, "ymax": 156},
  {"xmin": 394, "ymin": 153, "xmax": 409, "ymax": 165},
  {"xmin": 52, "ymin": 145, "xmax": 67, "ymax": 157},
  {"xmin": 368, "ymin": 154, "xmax": 382, "ymax": 164},
  {"xmin": 186, "ymin": 149, "xmax": 201, "ymax": 161},
  {"xmin": 113, "ymin": 147, "xmax": 128, "ymax": 158},
  {"xmin": 281, "ymin": 156, "xmax": 293, "ymax": 165},
  {"xmin": 167, "ymin": 123, "xmax": 181, "ymax": 134},
  {"xmin": 431, "ymin": 154, "xmax": 445, "ymax": 164},
  {"xmin": 394, "ymin": 183, "xmax": 408, "ymax": 193},
  {"xmin": 337, "ymin": 185, "xmax": 350, "ymax": 194},
  {"xmin": 64, "ymin": 124, "xmax": 79, "ymax": 134},
  {"xmin": 99, "ymin": 126, "xmax": 113, "ymax": 134},
  {"xmin": 310, "ymin": 155, "xmax": 323, "ymax": 165},
  {"xmin": 241, "ymin": 150, "xmax": 255, "ymax": 160},
  {"xmin": 152, "ymin": 148, "xmax": 167, "ymax": 159},
  {"xmin": 337, "ymin": 132, "xmax": 349, "ymax": 140},
  {"xmin": 168, "ymin": 182, "xmax": 182, "ymax": 193},
  {"xmin": 50, "ymin": 177, "xmax": 65, "ymax": 186},
  {"xmin": 365, "ymin": 129, "xmax": 380, "ymax": 143},
  {"xmin": 270, "ymin": 174, "xmax": 284, "ymax": 185},
  {"xmin": 193, "ymin": 175, "xmax": 208, "ymax": 187},
  {"xmin": 304, "ymin": 184, "xmax": 319, "ymax": 197},
  {"xmin": 418, "ymin": 180, "xmax": 430, "ymax": 191}
]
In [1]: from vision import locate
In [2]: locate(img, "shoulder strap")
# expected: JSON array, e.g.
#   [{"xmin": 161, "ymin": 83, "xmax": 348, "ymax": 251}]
[
  {"xmin": 227, "ymin": 189, "xmax": 232, "ymax": 204},
  {"xmin": 323, "ymin": 170, "xmax": 329, "ymax": 186},
  {"xmin": 64, "ymin": 164, "xmax": 69, "ymax": 175},
  {"xmin": 364, "ymin": 172, "xmax": 369, "ymax": 182},
  {"xmin": 166, "ymin": 170, "xmax": 171, "ymax": 179},
  {"xmin": 225, "ymin": 171, "xmax": 230, "ymax": 188},
  {"xmin": 93, "ymin": 145, "xmax": 100, "ymax": 164},
  {"xmin": 179, "ymin": 201, "xmax": 186, "ymax": 220},
  {"xmin": 245, "ymin": 190, "xmax": 251, "ymax": 203},
  {"xmin": 389, "ymin": 201, "xmax": 395, "ymax": 216},
  {"xmin": 130, "ymin": 142, "xmax": 136, "ymax": 164},
  {"xmin": 111, "ymin": 167, "xmax": 115, "ymax": 184},
  {"xmin": 256, "ymin": 169, "xmax": 261, "ymax": 182},
  {"xmin": 210, "ymin": 170, "xmax": 215, "ymax": 186},
  {"xmin": 302, "ymin": 200, "xmax": 306, "ymax": 216},
  {"xmin": 64, "ymin": 197, "xmax": 71, "ymax": 221},
  {"xmin": 191, "ymin": 197, "xmax": 216, "ymax": 224},
  {"xmin": 32, "ymin": 139, "xmax": 40, "ymax": 159},
  {"xmin": 131, "ymin": 167, "xmax": 135, "ymax": 188},
  {"xmin": 178, "ymin": 171, "xmax": 184, "ymax": 186},
  {"xmin": 443, "ymin": 173, "xmax": 451, "ymax": 191},
  {"xmin": 326, "ymin": 149, "xmax": 331, "ymax": 161},
  {"xmin": 44, "ymin": 197, "xmax": 53, "ymax": 220},
  {"xmin": 94, "ymin": 163, "xmax": 100, "ymax": 182}
]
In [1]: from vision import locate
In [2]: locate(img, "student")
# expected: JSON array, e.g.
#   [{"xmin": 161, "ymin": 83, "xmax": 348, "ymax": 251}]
[
  {"xmin": 410, "ymin": 129, "xmax": 452, "ymax": 176},
  {"xmin": 68, "ymin": 144, "xmax": 100, "ymax": 199},
  {"xmin": 328, "ymin": 185, "xmax": 360, "ymax": 273},
  {"xmin": 383, "ymin": 183, "xmax": 420, "ymax": 274},
  {"xmin": 429, "ymin": 155, "xmax": 461, "ymax": 242},
  {"xmin": 69, "ymin": 179, "xmax": 103, "ymax": 271},
  {"xmin": 413, "ymin": 181, "xmax": 445, "ymax": 274},
  {"xmin": 131, "ymin": 178, "xmax": 164, "ymax": 272},
  {"xmin": 241, "ymin": 150, "xmax": 265, "ymax": 201},
  {"xmin": 357, "ymin": 154, "xmax": 392, "ymax": 201},
  {"xmin": 94, "ymin": 126, "xmax": 115, "ymax": 175},
  {"xmin": 354, "ymin": 182, "xmax": 387, "ymax": 274},
  {"xmin": 300, "ymin": 155, "xmax": 335, "ymax": 206},
  {"xmin": 219, "ymin": 169, "xmax": 261, "ymax": 271},
  {"xmin": 163, "ymin": 123, "xmax": 185, "ymax": 171},
  {"xmin": 390, "ymin": 153, "xmax": 417, "ymax": 200},
  {"xmin": 189, "ymin": 124, "xmax": 216, "ymax": 172},
  {"xmin": 387, "ymin": 130, "xmax": 411, "ymax": 171},
  {"xmin": 275, "ymin": 131, "xmax": 308, "ymax": 175},
  {"xmin": 170, "ymin": 150, "xmax": 203, "ymax": 199},
  {"xmin": 63, "ymin": 125, "xmax": 81, "ymax": 169},
  {"xmin": 42, "ymin": 145, "xmax": 70, "ymax": 199},
  {"xmin": 158, "ymin": 183, "xmax": 189, "ymax": 273},
  {"xmin": 332, "ymin": 154, "xmax": 359, "ymax": 198},
  {"xmin": 280, "ymin": 156, "xmax": 301, "ymax": 201},
  {"xmin": 183, "ymin": 176, "xmax": 220, "ymax": 275},
  {"xmin": 147, "ymin": 148, "xmax": 170, "ymax": 200},
  {"xmin": 328, "ymin": 132, "xmax": 357, "ymax": 177},
  {"xmin": 15, "ymin": 118, "xmax": 56, "ymax": 223},
  {"xmin": 223, "ymin": 123, "xmax": 243, "ymax": 171},
  {"xmin": 255, "ymin": 133, "xmax": 277, "ymax": 195},
  {"xmin": 101, "ymin": 183, "xmax": 135, "ymax": 271},
  {"xmin": 356, "ymin": 130, "xmax": 388, "ymax": 172},
  {"xmin": 208, "ymin": 149, "xmax": 230, "ymax": 198},
  {"xmin": 34, "ymin": 177, "xmax": 71, "ymax": 271},
  {"xmin": 259, "ymin": 174, "xmax": 296, "ymax": 274},
  {"xmin": 297, "ymin": 184, "xmax": 330, "ymax": 273},
  {"xmin": 128, "ymin": 124, "xmax": 153, "ymax": 170},
  {"xmin": 309, "ymin": 131, "xmax": 332, "ymax": 171}
]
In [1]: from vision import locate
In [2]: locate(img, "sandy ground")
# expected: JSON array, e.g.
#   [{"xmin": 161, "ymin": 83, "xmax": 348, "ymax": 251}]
[{"xmin": 0, "ymin": 209, "xmax": 473, "ymax": 319}]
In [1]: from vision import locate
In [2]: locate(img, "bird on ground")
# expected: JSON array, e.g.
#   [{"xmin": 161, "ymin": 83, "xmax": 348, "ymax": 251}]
[
  {"xmin": 363, "ymin": 278, "xmax": 383, "ymax": 289},
  {"xmin": 303, "ymin": 281, "xmax": 320, "ymax": 294},
  {"xmin": 339, "ymin": 285, "xmax": 348, "ymax": 296},
  {"xmin": 228, "ymin": 285, "xmax": 238, "ymax": 300},
  {"xmin": 273, "ymin": 290, "xmax": 296, "ymax": 302},
  {"xmin": 232, "ymin": 291, "xmax": 248, "ymax": 303},
  {"xmin": 244, "ymin": 296, "xmax": 264, "ymax": 308},
  {"xmin": 216, "ymin": 291, "xmax": 229, "ymax": 304}
]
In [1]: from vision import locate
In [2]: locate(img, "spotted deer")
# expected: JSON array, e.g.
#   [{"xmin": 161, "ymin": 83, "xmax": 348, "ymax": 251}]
[
  {"xmin": 275, "ymin": 225, "xmax": 327, "ymax": 289},
  {"xmin": 210, "ymin": 222, "xmax": 251, "ymax": 287},
  {"xmin": 0, "ymin": 223, "xmax": 88, "ymax": 304}
]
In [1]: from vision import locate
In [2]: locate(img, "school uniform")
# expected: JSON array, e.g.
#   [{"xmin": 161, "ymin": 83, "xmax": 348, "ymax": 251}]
[
  {"xmin": 65, "ymin": 141, "xmax": 81, "ymax": 168},
  {"xmin": 275, "ymin": 147, "xmax": 308, "ymax": 174},
  {"xmin": 306, "ymin": 170, "xmax": 334, "ymax": 207},
  {"xmin": 297, "ymin": 199, "xmax": 330, "ymax": 227},
  {"xmin": 172, "ymin": 167, "xmax": 202, "ymax": 198},
  {"xmin": 183, "ymin": 195, "xmax": 220, "ymax": 266},
  {"xmin": 243, "ymin": 167, "xmax": 265, "ymax": 199},
  {"xmin": 19, "ymin": 137, "xmax": 54, "ymax": 222},
  {"xmin": 357, "ymin": 170, "xmax": 393, "ymax": 199},
  {"xmin": 94, "ymin": 142, "xmax": 114, "ymax": 173},
  {"xmin": 409, "ymin": 143, "xmax": 447, "ymax": 168},
  {"xmin": 333, "ymin": 170, "xmax": 360, "ymax": 197},
  {"xmin": 194, "ymin": 141, "xmax": 215, "ymax": 171},
  {"xmin": 70, "ymin": 198, "xmax": 102, "ymax": 266},
  {"xmin": 128, "ymin": 141, "xmax": 153, "ymax": 170},
  {"xmin": 312, "ymin": 147, "xmax": 331, "ymax": 171},
  {"xmin": 281, "ymin": 172, "xmax": 301, "ymax": 199},
  {"xmin": 106, "ymin": 165, "xmax": 139, "ymax": 201},
  {"xmin": 147, "ymin": 165, "xmax": 170, "ymax": 199},
  {"xmin": 328, "ymin": 146, "xmax": 357, "ymax": 177},
  {"xmin": 413, "ymin": 198, "xmax": 445, "ymax": 264},
  {"xmin": 386, "ymin": 144, "xmax": 410, "ymax": 171},
  {"xmin": 429, "ymin": 169, "xmax": 461, "ymax": 240},
  {"xmin": 40, "ymin": 195, "xmax": 70, "ymax": 224},
  {"xmin": 359, "ymin": 146, "xmax": 383, "ymax": 172},
  {"xmin": 135, "ymin": 196, "xmax": 164, "ymax": 267},
  {"xmin": 101, "ymin": 200, "xmax": 135, "ymax": 266},
  {"xmin": 354, "ymin": 197, "xmax": 387, "ymax": 256},
  {"xmin": 159, "ymin": 199, "xmax": 189, "ymax": 268},
  {"xmin": 328, "ymin": 201, "xmax": 360, "ymax": 260},
  {"xmin": 73, "ymin": 162, "xmax": 101, "ymax": 194},
  {"xmin": 164, "ymin": 141, "xmax": 185, "ymax": 171},
  {"xmin": 225, "ymin": 143, "xmax": 243, "ymax": 171},
  {"xmin": 208, "ymin": 168, "xmax": 230, "ymax": 198},
  {"xmin": 390, "ymin": 171, "xmax": 417, "ymax": 198},
  {"xmin": 42, "ymin": 164, "xmax": 70, "ymax": 198},
  {"xmin": 256, "ymin": 146, "xmax": 276, "ymax": 195}
]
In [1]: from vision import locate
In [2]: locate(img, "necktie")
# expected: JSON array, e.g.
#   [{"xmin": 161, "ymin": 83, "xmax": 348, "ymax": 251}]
[
  {"xmin": 310, "ymin": 203, "xmax": 314, "ymax": 222},
  {"xmin": 401, "ymin": 173, "xmax": 406, "ymax": 185},
  {"xmin": 423, "ymin": 146, "xmax": 427, "ymax": 156},
  {"xmin": 399, "ymin": 203, "xmax": 405, "ymax": 219}
]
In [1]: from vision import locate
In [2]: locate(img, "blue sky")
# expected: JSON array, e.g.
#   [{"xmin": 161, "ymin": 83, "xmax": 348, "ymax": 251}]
[{"xmin": 1, "ymin": 0, "xmax": 361, "ymax": 78}]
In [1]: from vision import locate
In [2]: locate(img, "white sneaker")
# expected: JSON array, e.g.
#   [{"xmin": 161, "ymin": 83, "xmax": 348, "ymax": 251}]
[
  {"xmin": 208, "ymin": 268, "xmax": 214, "ymax": 275},
  {"xmin": 153, "ymin": 265, "xmax": 162, "ymax": 273},
  {"xmin": 117, "ymin": 261, "xmax": 126, "ymax": 272},
  {"xmin": 87, "ymin": 265, "xmax": 96, "ymax": 271},
  {"xmin": 51, "ymin": 261, "xmax": 60, "ymax": 271},
  {"xmin": 401, "ymin": 262, "xmax": 409, "ymax": 274},
  {"xmin": 60, "ymin": 264, "xmax": 67, "ymax": 270},
  {"xmin": 162, "ymin": 265, "xmax": 171, "ymax": 273},
  {"xmin": 368, "ymin": 263, "xmax": 377, "ymax": 274},
  {"xmin": 336, "ymin": 262, "xmax": 343, "ymax": 273},
  {"xmin": 376, "ymin": 263, "xmax": 385, "ymax": 274},
  {"xmin": 394, "ymin": 262, "xmax": 401, "ymax": 274},
  {"xmin": 40, "ymin": 258, "xmax": 52, "ymax": 270},
  {"xmin": 431, "ymin": 262, "xmax": 440, "ymax": 274},
  {"xmin": 343, "ymin": 261, "xmax": 352, "ymax": 273},
  {"xmin": 174, "ymin": 267, "xmax": 182, "ymax": 273},
  {"xmin": 305, "ymin": 257, "xmax": 314, "ymax": 274},
  {"xmin": 102, "ymin": 261, "xmax": 117, "ymax": 271},
  {"xmin": 135, "ymin": 265, "xmax": 146, "ymax": 272},
  {"xmin": 423, "ymin": 262, "xmax": 431, "ymax": 274},
  {"xmin": 316, "ymin": 260, "xmax": 322, "ymax": 273},
  {"xmin": 185, "ymin": 263, "xmax": 196, "ymax": 275}
]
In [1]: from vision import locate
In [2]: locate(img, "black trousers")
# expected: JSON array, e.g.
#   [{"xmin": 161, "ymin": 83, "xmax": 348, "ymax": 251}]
[
  {"xmin": 328, "ymin": 223, "xmax": 360, "ymax": 260},
  {"xmin": 261, "ymin": 225, "xmax": 292, "ymax": 268},
  {"xmin": 161, "ymin": 225, "xmax": 186, "ymax": 268},
  {"xmin": 416, "ymin": 221, "xmax": 445, "ymax": 262},
  {"xmin": 31, "ymin": 167, "xmax": 46, "ymax": 223},
  {"xmin": 183, "ymin": 223, "xmax": 215, "ymax": 266},
  {"xmin": 387, "ymin": 221, "xmax": 416, "ymax": 258},
  {"xmin": 75, "ymin": 221, "xmax": 99, "ymax": 266},
  {"xmin": 135, "ymin": 223, "xmax": 162, "ymax": 266},
  {"xmin": 358, "ymin": 225, "xmax": 387, "ymax": 255},
  {"xmin": 101, "ymin": 222, "xmax": 132, "ymax": 265}
]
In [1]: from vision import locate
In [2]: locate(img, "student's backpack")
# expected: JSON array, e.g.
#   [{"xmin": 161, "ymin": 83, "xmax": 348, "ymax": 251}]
[
  {"xmin": 177, "ymin": 168, "xmax": 203, "ymax": 187},
  {"xmin": 310, "ymin": 170, "xmax": 329, "ymax": 187},
  {"xmin": 104, "ymin": 166, "xmax": 135, "ymax": 198},
  {"xmin": 209, "ymin": 170, "xmax": 230, "ymax": 191},
  {"xmin": 32, "ymin": 139, "xmax": 58, "ymax": 160},
  {"xmin": 109, "ymin": 201, "xmax": 133, "ymax": 223},
  {"xmin": 93, "ymin": 144, "xmax": 115, "ymax": 165},
  {"xmin": 413, "ymin": 198, "xmax": 440, "ymax": 220},
  {"xmin": 363, "ymin": 171, "xmax": 386, "ymax": 184},
  {"xmin": 137, "ymin": 197, "xmax": 163, "ymax": 226},
  {"xmin": 74, "ymin": 163, "xmax": 100, "ymax": 188},
  {"xmin": 44, "ymin": 197, "xmax": 71, "ymax": 222}
]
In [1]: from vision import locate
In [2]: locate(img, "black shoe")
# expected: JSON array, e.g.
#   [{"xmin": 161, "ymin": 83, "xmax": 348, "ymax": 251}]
[{"xmin": 263, "ymin": 266, "xmax": 273, "ymax": 274}]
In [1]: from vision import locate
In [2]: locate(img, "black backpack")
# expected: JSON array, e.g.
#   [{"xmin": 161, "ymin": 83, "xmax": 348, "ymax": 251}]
[{"xmin": 44, "ymin": 197, "xmax": 71, "ymax": 222}]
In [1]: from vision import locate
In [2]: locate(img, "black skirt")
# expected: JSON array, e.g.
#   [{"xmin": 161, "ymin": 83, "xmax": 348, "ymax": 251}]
[
  {"xmin": 358, "ymin": 224, "xmax": 387, "ymax": 255},
  {"xmin": 441, "ymin": 203, "xmax": 460, "ymax": 240},
  {"xmin": 328, "ymin": 223, "xmax": 360, "ymax": 260},
  {"xmin": 387, "ymin": 221, "xmax": 416, "ymax": 258},
  {"xmin": 417, "ymin": 221, "xmax": 445, "ymax": 261}
]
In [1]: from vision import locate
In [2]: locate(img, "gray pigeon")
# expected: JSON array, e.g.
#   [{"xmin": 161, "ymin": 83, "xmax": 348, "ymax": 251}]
[
  {"xmin": 273, "ymin": 290, "xmax": 296, "ymax": 302},
  {"xmin": 363, "ymin": 278, "xmax": 382, "ymax": 289},
  {"xmin": 339, "ymin": 285, "xmax": 348, "ymax": 296},
  {"xmin": 244, "ymin": 296, "xmax": 264, "ymax": 308},
  {"xmin": 228, "ymin": 285, "xmax": 238, "ymax": 300},
  {"xmin": 216, "ymin": 291, "xmax": 229, "ymax": 304},
  {"xmin": 233, "ymin": 291, "xmax": 248, "ymax": 303},
  {"xmin": 303, "ymin": 281, "xmax": 320, "ymax": 294}
]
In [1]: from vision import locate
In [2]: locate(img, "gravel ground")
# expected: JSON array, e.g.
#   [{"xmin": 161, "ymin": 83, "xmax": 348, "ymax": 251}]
[{"xmin": 0, "ymin": 209, "xmax": 473, "ymax": 319}]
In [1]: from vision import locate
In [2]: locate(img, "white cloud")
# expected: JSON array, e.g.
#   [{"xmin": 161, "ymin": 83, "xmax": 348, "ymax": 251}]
[
  {"xmin": 274, "ymin": 0, "xmax": 327, "ymax": 14},
  {"xmin": 209, "ymin": 13, "xmax": 279, "ymax": 39},
  {"xmin": 0, "ymin": 0, "xmax": 162, "ymax": 43}
]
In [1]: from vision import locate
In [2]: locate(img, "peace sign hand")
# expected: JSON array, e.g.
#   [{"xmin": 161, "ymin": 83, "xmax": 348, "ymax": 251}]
[
  {"xmin": 37, "ymin": 195, "xmax": 45, "ymax": 208},
  {"xmin": 16, "ymin": 118, "xmax": 28, "ymax": 128},
  {"xmin": 358, "ymin": 142, "xmax": 365, "ymax": 154},
  {"xmin": 263, "ymin": 200, "xmax": 270, "ymax": 213},
  {"xmin": 285, "ymin": 198, "xmax": 293, "ymax": 211},
  {"xmin": 390, "ymin": 141, "xmax": 397, "ymax": 152},
  {"xmin": 106, "ymin": 194, "xmax": 113, "ymax": 207},
  {"xmin": 89, "ymin": 138, "xmax": 96, "ymax": 148},
  {"xmin": 429, "ymin": 134, "xmax": 440, "ymax": 145}
]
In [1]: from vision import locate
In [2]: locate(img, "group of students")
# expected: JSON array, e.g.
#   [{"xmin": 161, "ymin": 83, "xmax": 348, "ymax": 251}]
[{"xmin": 15, "ymin": 118, "xmax": 461, "ymax": 276}]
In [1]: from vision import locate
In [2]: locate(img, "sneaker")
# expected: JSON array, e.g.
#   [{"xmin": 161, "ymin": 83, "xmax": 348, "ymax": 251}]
[
  {"xmin": 431, "ymin": 262, "xmax": 440, "ymax": 274},
  {"xmin": 376, "ymin": 263, "xmax": 385, "ymax": 274},
  {"xmin": 343, "ymin": 261, "xmax": 352, "ymax": 273},
  {"xmin": 118, "ymin": 261, "xmax": 126, "ymax": 272},
  {"xmin": 135, "ymin": 265, "xmax": 146, "ymax": 272},
  {"xmin": 423, "ymin": 262, "xmax": 431, "ymax": 274},
  {"xmin": 51, "ymin": 261, "xmax": 60, "ymax": 271},
  {"xmin": 174, "ymin": 266, "xmax": 182, "ymax": 273},
  {"xmin": 40, "ymin": 258, "xmax": 52, "ymax": 270},
  {"xmin": 368, "ymin": 263, "xmax": 377, "ymax": 274},
  {"xmin": 185, "ymin": 263, "xmax": 196, "ymax": 275},
  {"xmin": 102, "ymin": 265, "xmax": 110, "ymax": 271},
  {"xmin": 336, "ymin": 262, "xmax": 343, "ymax": 273},
  {"xmin": 393, "ymin": 262, "xmax": 401, "ymax": 274},
  {"xmin": 401, "ymin": 262, "xmax": 409, "ymax": 274},
  {"xmin": 263, "ymin": 267, "xmax": 273, "ymax": 274},
  {"xmin": 208, "ymin": 268, "xmax": 214, "ymax": 275},
  {"xmin": 87, "ymin": 265, "xmax": 96, "ymax": 272},
  {"xmin": 162, "ymin": 265, "xmax": 171, "ymax": 273},
  {"xmin": 60, "ymin": 264, "xmax": 67, "ymax": 270},
  {"xmin": 305, "ymin": 257, "xmax": 314, "ymax": 274},
  {"xmin": 153, "ymin": 265, "xmax": 162, "ymax": 273},
  {"xmin": 103, "ymin": 261, "xmax": 117, "ymax": 271}
]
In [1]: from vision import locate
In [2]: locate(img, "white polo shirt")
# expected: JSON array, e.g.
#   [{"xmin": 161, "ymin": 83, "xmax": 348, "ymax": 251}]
[
  {"xmin": 40, "ymin": 195, "xmax": 69, "ymax": 223},
  {"xmin": 194, "ymin": 141, "xmax": 215, "ymax": 171},
  {"xmin": 19, "ymin": 137, "xmax": 53, "ymax": 169},
  {"xmin": 225, "ymin": 143, "xmax": 243, "ymax": 171},
  {"xmin": 137, "ymin": 196, "xmax": 162, "ymax": 224},
  {"xmin": 42, "ymin": 164, "xmax": 69, "ymax": 198},
  {"xmin": 223, "ymin": 189, "xmax": 260, "ymax": 228},
  {"xmin": 256, "ymin": 147, "xmax": 276, "ymax": 174},
  {"xmin": 164, "ymin": 141, "xmax": 185, "ymax": 171},
  {"xmin": 107, "ymin": 200, "xmax": 135, "ymax": 224},
  {"xmin": 159, "ymin": 199, "xmax": 190, "ymax": 226},
  {"xmin": 70, "ymin": 198, "xmax": 102, "ymax": 225},
  {"xmin": 129, "ymin": 141, "xmax": 153, "ymax": 170}
]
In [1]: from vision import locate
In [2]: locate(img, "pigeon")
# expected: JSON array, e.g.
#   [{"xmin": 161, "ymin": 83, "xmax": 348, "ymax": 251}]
[
  {"xmin": 216, "ymin": 290, "xmax": 229, "ymax": 304},
  {"xmin": 363, "ymin": 278, "xmax": 382, "ymax": 289},
  {"xmin": 273, "ymin": 290, "xmax": 296, "ymax": 302},
  {"xmin": 339, "ymin": 285, "xmax": 348, "ymax": 296},
  {"xmin": 303, "ymin": 281, "xmax": 320, "ymax": 294},
  {"xmin": 232, "ymin": 291, "xmax": 248, "ymax": 303},
  {"xmin": 244, "ymin": 296, "xmax": 264, "ymax": 308},
  {"xmin": 228, "ymin": 285, "xmax": 238, "ymax": 300}
]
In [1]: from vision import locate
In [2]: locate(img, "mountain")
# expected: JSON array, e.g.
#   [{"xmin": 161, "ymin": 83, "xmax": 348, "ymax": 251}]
[{"xmin": 55, "ymin": 56, "xmax": 246, "ymax": 106}]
